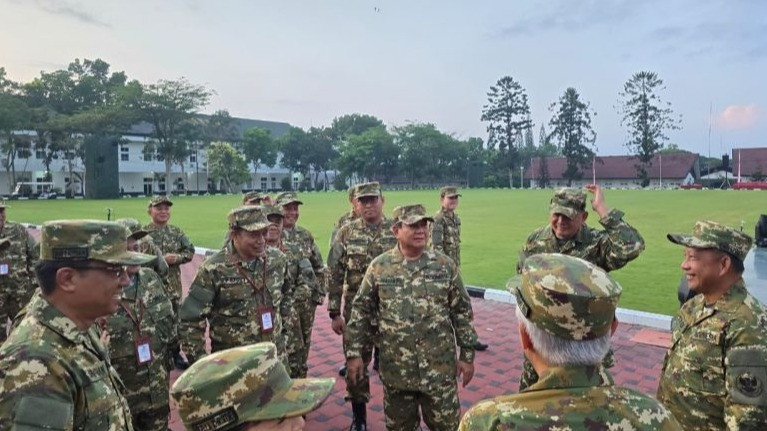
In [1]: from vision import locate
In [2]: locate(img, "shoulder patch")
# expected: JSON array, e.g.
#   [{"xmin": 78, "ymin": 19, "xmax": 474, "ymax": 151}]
[
  {"xmin": 14, "ymin": 395, "xmax": 73, "ymax": 430},
  {"xmin": 727, "ymin": 347, "xmax": 767, "ymax": 406}
]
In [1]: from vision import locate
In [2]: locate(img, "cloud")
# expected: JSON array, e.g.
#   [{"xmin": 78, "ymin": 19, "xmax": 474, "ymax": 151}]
[
  {"xmin": 9, "ymin": 0, "xmax": 111, "ymax": 27},
  {"xmin": 714, "ymin": 104, "xmax": 762, "ymax": 130}
]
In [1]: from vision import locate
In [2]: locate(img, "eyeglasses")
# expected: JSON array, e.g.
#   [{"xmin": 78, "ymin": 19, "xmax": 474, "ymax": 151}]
[{"xmin": 71, "ymin": 264, "xmax": 129, "ymax": 278}]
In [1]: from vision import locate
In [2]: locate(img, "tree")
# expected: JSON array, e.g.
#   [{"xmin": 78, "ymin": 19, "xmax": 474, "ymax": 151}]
[
  {"xmin": 618, "ymin": 71, "xmax": 681, "ymax": 187},
  {"xmin": 305, "ymin": 126, "xmax": 338, "ymax": 190},
  {"xmin": 278, "ymin": 126, "xmax": 313, "ymax": 180},
  {"xmin": 548, "ymin": 87, "xmax": 597, "ymax": 186},
  {"xmin": 481, "ymin": 76, "xmax": 532, "ymax": 187},
  {"xmin": 0, "ymin": 91, "xmax": 32, "ymax": 193},
  {"xmin": 137, "ymin": 78, "xmax": 213, "ymax": 194},
  {"xmin": 207, "ymin": 142, "xmax": 249, "ymax": 193},
  {"xmin": 241, "ymin": 127, "xmax": 278, "ymax": 184},
  {"xmin": 330, "ymin": 113, "xmax": 384, "ymax": 138},
  {"xmin": 336, "ymin": 126, "xmax": 398, "ymax": 183},
  {"xmin": 538, "ymin": 156, "xmax": 550, "ymax": 188},
  {"xmin": 394, "ymin": 123, "xmax": 456, "ymax": 187},
  {"xmin": 751, "ymin": 166, "xmax": 766, "ymax": 182}
]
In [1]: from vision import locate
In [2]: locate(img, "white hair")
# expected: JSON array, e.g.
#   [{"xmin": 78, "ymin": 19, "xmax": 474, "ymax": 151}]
[{"xmin": 515, "ymin": 307, "xmax": 611, "ymax": 366}]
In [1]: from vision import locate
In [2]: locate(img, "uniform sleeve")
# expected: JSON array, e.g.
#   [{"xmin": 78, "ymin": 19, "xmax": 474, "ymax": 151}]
[
  {"xmin": 24, "ymin": 230, "xmax": 39, "ymax": 270},
  {"xmin": 431, "ymin": 217, "xmax": 445, "ymax": 252},
  {"xmin": 448, "ymin": 264, "xmax": 477, "ymax": 363},
  {"xmin": 178, "ymin": 266, "xmax": 216, "ymax": 361},
  {"xmin": 308, "ymin": 239, "xmax": 327, "ymax": 301},
  {"xmin": 327, "ymin": 230, "xmax": 348, "ymax": 314},
  {"xmin": 175, "ymin": 229, "xmax": 196, "ymax": 264},
  {"xmin": 280, "ymin": 260, "xmax": 295, "ymax": 329},
  {"xmin": 723, "ymin": 321, "xmax": 767, "ymax": 430},
  {"xmin": 0, "ymin": 351, "xmax": 77, "ymax": 430},
  {"xmin": 516, "ymin": 230, "xmax": 540, "ymax": 274},
  {"xmin": 595, "ymin": 209, "xmax": 645, "ymax": 271},
  {"xmin": 345, "ymin": 267, "xmax": 377, "ymax": 358}
]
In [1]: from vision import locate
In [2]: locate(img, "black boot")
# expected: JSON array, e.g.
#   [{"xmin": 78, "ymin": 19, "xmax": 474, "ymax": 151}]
[
  {"xmin": 372, "ymin": 347, "xmax": 380, "ymax": 372},
  {"xmin": 338, "ymin": 365, "xmax": 347, "ymax": 377},
  {"xmin": 173, "ymin": 347, "xmax": 190, "ymax": 370},
  {"xmin": 349, "ymin": 402, "xmax": 367, "ymax": 431},
  {"xmin": 474, "ymin": 340, "xmax": 489, "ymax": 351}
]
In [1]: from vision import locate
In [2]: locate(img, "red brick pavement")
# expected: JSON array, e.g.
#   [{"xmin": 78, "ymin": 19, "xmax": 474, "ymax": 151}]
[{"xmin": 164, "ymin": 255, "xmax": 670, "ymax": 430}]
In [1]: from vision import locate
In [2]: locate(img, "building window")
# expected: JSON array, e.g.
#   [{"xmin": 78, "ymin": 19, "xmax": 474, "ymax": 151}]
[
  {"xmin": 143, "ymin": 149, "xmax": 153, "ymax": 161},
  {"xmin": 261, "ymin": 177, "xmax": 267, "ymax": 190},
  {"xmin": 36, "ymin": 149, "xmax": 45, "ymax": 159},
  {"xmin": 120, "ymin": 146, "xmax": 129, "ymax": 161},
  {"xmin": 189, "ymin": 153, "xmax": 196, "ymax": 163},
  {"xmin": 271, "ymin": 178, "xmax": 277, "ymax": 189}
]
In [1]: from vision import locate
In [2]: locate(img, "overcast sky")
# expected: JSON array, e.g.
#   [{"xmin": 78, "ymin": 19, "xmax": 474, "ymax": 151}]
[{"xmin": 2, "ymin": 0, "xmax": 765, "ymax": 156}]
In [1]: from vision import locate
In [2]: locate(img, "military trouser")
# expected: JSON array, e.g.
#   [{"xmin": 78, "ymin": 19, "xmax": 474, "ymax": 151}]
[
  {"xmin": 286, "ymin": 310, "xmax": 306, "ymax": 378},
  {"xmin": 383, "ymin": 379, "xmax": 460, "ymax": 431},
  {"xmin": 131, "ymin": 405, "xmax": 170, "ymax": 431},
  {"xmin": 343, "ymin": 292, "xmax": 373, "ymax": 402},
  {"xmin": 165, "ymin": 273, "xmax": 183, "ymax": 355},
  {"xmin": 291, "ymin": 301, "xmax": 317, "ymax": 378},
  {"xmin": 519, "ymin": 348, "xmax": 615, "ymax": 390}
]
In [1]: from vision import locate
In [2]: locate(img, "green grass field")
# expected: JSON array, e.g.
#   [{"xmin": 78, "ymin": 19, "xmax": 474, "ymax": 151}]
[{"xmin": 8, "ymin": 189, "xmax": 765, "ymax": 315}]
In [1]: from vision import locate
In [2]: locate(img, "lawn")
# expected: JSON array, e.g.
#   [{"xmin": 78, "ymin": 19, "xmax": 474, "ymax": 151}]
[{"xmin": 8, "ymin": 189, "xmax": 765, "ymax": 316}]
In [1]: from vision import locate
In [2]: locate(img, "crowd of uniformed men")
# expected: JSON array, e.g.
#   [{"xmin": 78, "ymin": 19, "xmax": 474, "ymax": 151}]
[{"xmin": 0, "ymin": 182, "xmax": 764, "ymax": 430}]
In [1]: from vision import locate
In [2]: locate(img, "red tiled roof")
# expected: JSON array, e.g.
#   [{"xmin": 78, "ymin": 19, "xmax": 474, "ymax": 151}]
[
  {"xmin": 525, "ymin": 152, "xmax": 698, "ymax": 180},
  {"xmin": 733, "ymin": 148, "xmax": 767, "ymax": 176}
]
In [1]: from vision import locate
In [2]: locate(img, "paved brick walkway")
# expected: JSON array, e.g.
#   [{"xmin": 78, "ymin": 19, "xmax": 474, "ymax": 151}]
[{"xmin": 165, "ymin": 255, "xmax": 670, "ymax": 430}]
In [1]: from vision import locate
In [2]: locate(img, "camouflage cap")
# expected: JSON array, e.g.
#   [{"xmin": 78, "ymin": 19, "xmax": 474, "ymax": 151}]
[
  {"xmin": 261, "ymin": 204, "xmax": 284, "ymax": 219},
  {"xmin": 228, "ymin": 206, "xmax": 271, "ymax": 232},
  {"xmin": 549, "ymin": 188, "xmax": 587, "ymax": 219},
  {"xmin": 513, "ymin": 253, "xmax": 621, "ymax": 341},
  {"xmin": 275, "ymin": 191, "xmax": 303, "ymax": 206},
  {"xmin": 347, "ymin": 185, "xmax": 355, "ymax": 199},
  {"xmin": 393, "ymin": 204, "xmax": 434, "ymax": 225},
  {"xmin": 440, "ymin": 186, "xmax": 461, "ymax": 198},
  {"xmin": 40, "ymin": 220, "xmax": 155, "ymax": 265},
  {"xmin": 115, "ymin": 218, "xmax": 149, "ymax": 241},
  {"xmin": 242, "ymin": 191, "xmax": 268, "ymax": 205},
  {"xmin": 171, "ymin": 343, "xmax": 334, "ymax": 430},
  {"xmin": 148, "ymin": 195, "xmax": 173, "ymax": 207},
  {"xmin": 668, "ymin": 220, "xmax": 753, "ymax": 262},
  {"xmin": 353, "ymin": 181, "xmax": 381, "ymax": 199}
]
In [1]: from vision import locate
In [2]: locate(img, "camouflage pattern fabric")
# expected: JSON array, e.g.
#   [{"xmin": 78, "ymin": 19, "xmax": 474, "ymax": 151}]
[
  {"xmin": 178, "ymin": 241, "xmax": 291, "ymax": 368},
  {"xmin": 103, "ymin": 268, "xmax": 176, "ymax": 431},
  {"xmin": 282, "ymin": 225, "xmax": 325, "ymax": 302},
  {"xmin": 657, "ymin": 279, "xmax": 767, "ymax": 430},
  {"xmin": 383, "ymin": 378, "xmax": 461, "ymax": 431},
  {"xmin": 40, "ymin": 219, "xmax": 155, "ymax": 265},
  {"xmin": 171, "ymin": 342, "xmax": 334, "ymax": 430},
  {"xmin": 328, "ymin": 216, "xmax": 398, "ymax": 402},
  {"xmin": 459, "ymin": 365, "xmax": 682, "ymax": 430},
  {"xmin": 0, "ymin": 291, "xmax": 134, "ymax": 430},
  {"xmin": 516, "ymin": 208, "xmax": 644, "ymax": 389},
  {"xmin": 430, "ymin": 207, "xmax": 461, "ymax": 267},
  {"xmin": 549, "ymin": 187, "xmax": 587, "ymax": 219},
  {"xmin": 142, "ymin": 223, "xmax": 194, "ymax": 324},
  {"xmin": 352, "ymin": 181, "xmax": 382, "ymax": 198},
  {"xmin": 346, "ymin": 246, "xmax": 477, "ymax": 427},
  {"xmin": 116, "ymin": 217, "xmax": 168, "ymax": 277},
  {"xmin": 667, "ymin": 219, "xmax": 753, "ymax": 262},
  {"xmin": 330, "ymin": 207, "xmax": 359, "ymax": 246},
  {"xmin": 0, "ymin": 221, "xmax": 38, "ymax": 342}
]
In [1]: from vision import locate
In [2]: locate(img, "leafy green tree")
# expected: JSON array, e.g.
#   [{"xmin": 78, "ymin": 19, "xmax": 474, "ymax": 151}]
[
  {"xmin": 548, "ymin": 87, "xmax": 597, "ymax": 186},
  {"xmin": 330, "ymin": 113, "xmax": 384, "ymax": 138},
  {"xmin": 241, "ymin": 127, "xmax": 278, "ymax": 184},
  {"xmin": 278, "ymin": 126, "xmax": 312, "ymax": 179},
  {"xmin": 618, "ymin": 71, "xmax": 681, "ymax": 187},
  {"xmin": 336, "ymin": 126, "xmax": 398, "ymax": 183},
  {"xmin": 305, "ymin": 126, "xmax": 338, "ymax": 190},
  {"xmin": 481, "ymin": 76, "xmax": 532, "ymax": 187},
  {"xmin": 207, "ymin": 141, "xmax": 249, "ymax": 193},
  {"xmin": 0, "ymin": 77, "xmax": 32, "ymax": 192},
  {"xmin": 537, "ymin": 156, "xmax": 551, "ymax": 188}
]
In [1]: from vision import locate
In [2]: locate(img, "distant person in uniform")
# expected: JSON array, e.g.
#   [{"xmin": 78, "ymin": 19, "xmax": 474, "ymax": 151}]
[
  {"xmin": 0, "ymin": 200, "xmax": 39, "ymax": 341},
  {"xmin": 172, "ymin": 342, "xmax": 334, "ymax": 431},
  {"xmin": 460, "ymin": 253, "xmax": 682, "ymax": 431},
  {"xmin": 516, "ymin": 185, "xmax": 645, "ymax": 390},
  {"xmin": 431, "ymin": 186, "xmax": 488, "ymax": 352},
  {"xmin": 658, "ymin": 220, "xmax": 767, "ymax": 429},
  {"xmin": 243, "ymin": 191, "xmax": 272, "ymax": 206},
  {"xmin": 0, "ymin": 219, "xmax": 154, "ymax": 429},
  {"xmin": 143, "ymin": 195, "xmax": 195, "ymax": 369},
  {"xmin": 330, "ymin": 185, "xmax": 360, "ymax": 245}
]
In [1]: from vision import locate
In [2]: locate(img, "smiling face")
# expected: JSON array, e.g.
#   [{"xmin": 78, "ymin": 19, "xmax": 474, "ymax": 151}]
[
  {"xmin": 232, "ymin": 228, "xmax": 267, "ymax": 260},
  {"xmin": 266, "ymin": 215, "xmax": 283, "ymax": 243},
  {"xmin": 550, "ymin": 211, "xmax": 587, "ymax": 240},
  {"xmin": 70, "ymin": 263, "xmax": 131, "ymax": 318},
  {"xmin": 148, "ymin": 203, "xmax": 171, "ymax": 226},
  {"xmin": 393, "ymin": 219, "xmax": 429, "ymax": 253},
  {"xmin": 681, "ymin": 247, "xmax": 726, "ymax": 293},
  {"xmin": 282, "ymin": 203, "xmax": 300, "ymax": 228}
]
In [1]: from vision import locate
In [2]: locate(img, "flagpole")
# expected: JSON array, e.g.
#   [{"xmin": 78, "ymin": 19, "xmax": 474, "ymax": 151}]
[{"xmin": 592, "ymin": 154, "xmax": 596, "ymax": 184}]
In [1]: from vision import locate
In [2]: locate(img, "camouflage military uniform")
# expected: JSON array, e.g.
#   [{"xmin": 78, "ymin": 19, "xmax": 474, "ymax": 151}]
[
  {"xmin": 516, "ymin": 188, "xmax": 645, "ymax": 390},
  {"xmin": 430, "ymin": 186, "xmax": 462, "ymax": 267},
  {"xmin": 0, "ymin": 219, "xmax": 155, "ymax": 430},
  {"xmin": 658, "ymin": 221, "xmax": 767, "ymax": 430},
  {"xmin": 142, "ymin": 222, "xmax": 195, "ymax": 312},
  {"xmin": 104, "ymin": 268, "xmax": 175, "ymax": 431},
  {"xmin": 0, "ymin": 220, "xmax": 38, "ymax": 341},
  {"xmin": 460, "ymin": 253, "xmax": 682, "ymax": 431},
  {"xmin": 328, "ymin": 217, "xmax": 397, "ymax": 402},
  {"xmin": 346, "ymin": 204, "xmax": 478, "ymax": 430},
  {"xmin": 171, "ymin": 342, "xmax": 334, "ymax": 430},
  {"xmin": 179, "ymin": 207, "xmax": 292, "ymax": 367},
  {"xmin": 331, "ymin": 207, "xmax": 359, "ymax": 245}
]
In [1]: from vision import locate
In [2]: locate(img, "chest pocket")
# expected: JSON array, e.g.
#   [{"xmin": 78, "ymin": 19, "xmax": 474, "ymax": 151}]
[
  {"xmin": 345, "ymin": 243, "xmax": 369, "ymax": 271},
  {"xmin": 378, "ymin": 278, "xmax": 407, "ymax": 322},
  {"xmin": 105, "ymin": 311, "xmax": 138, "ymax": 359},
  {"xmin": 77, "ymin": 362, "xmax": 121, "ymax": 430},
  {"xmin": 216, "ymin": 275, "xmax": 254, "ymax": 315},
  {"xmin": 423, "ymin": 271, "xmax": 451, "ymax": 309},
  {"xmin": 679, "ymin": 325, "xmax": 726, "ymax": 396}
]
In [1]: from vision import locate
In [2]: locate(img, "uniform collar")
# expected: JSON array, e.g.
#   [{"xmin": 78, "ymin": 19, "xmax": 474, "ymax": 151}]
[
  {"xmin": 710, "ymin": 278, "xmax": 748, "ymax": 313},
  {"xmin": 525, "ymin": 364, "xmax": 613, "ymax": 392},
  {"xmin": 543, "ymin": 224, "xmax": 591, "ymax": 246},
  {"xmin": 30, "ymin": 293, "xmax": 91, "ymax": 345},
  {"xmin": 390, "ymin": 245, "xmax": 433, "ymax": 268}
]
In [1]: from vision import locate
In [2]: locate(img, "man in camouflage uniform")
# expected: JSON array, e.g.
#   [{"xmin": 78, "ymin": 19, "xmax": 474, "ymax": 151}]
[
  {"xmin": 516, "ymin": 185, "xmax": 645, "ymax": 390},
  {"xmin": 102, "ymin": 219, "xmax": 176, "ymax": 430},
  {"xmin": 0, "ymin": 200, "xmax": 39, "ymax": 341},
  {"xmin": 347, "ymin": 204, "xmax": 478, "ymax": 431},
  {"xmin": 430, "ymin": 186, "xmax": 489, "ymax": 352},
  {"xmin": 179, "ymin": 206, "xmax": 292, "ymax": 368},
  {"xmin": 242, "ymin": 191, "xmax": 272, "ymax": 206},
  {"xmin": 0, "ymin": 219, "xmax": 154, "ymax": 430},
  {"xmin": 658, "ymin": 220, "xmax": 767, "ymax": 429},
  {"xmin": 263, "ymin": 203, "xmax": 320, "ymax": 378},
  {"xmin": 143, "ymin": 195, "xmax": 195, "ymax": 369},
  {"xmin": 330, "ymin": 185, "xmax": 360, "ymax": 245},
  {"xmin": 460, "ymin": 253, "xmax": 682, "ymax": 430},
  {"xmin": 328, "ymin": 181, "xmax": 398, "ymax": 430},
  {"xmin": 171, "ymin": 342, "xmax": 334, "ymax": 431}
]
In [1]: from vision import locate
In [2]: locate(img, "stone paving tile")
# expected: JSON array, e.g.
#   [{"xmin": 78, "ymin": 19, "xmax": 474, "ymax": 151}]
[{"xmin": 167, "ymin": 255, "xmax": 670, "ymax": 430}]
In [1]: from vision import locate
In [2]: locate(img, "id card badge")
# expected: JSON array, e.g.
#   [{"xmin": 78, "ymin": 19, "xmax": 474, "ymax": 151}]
[
  {"xmin": 0, "ymin": 261, "xmax": 9, "ymax": 276},
  {"xmin": 134, "ymin": 336, "xmax": 153, "ymax": 366},
  {"xmin": 258, "ymin": 306, "xmax": 275, "ymax": 334}
]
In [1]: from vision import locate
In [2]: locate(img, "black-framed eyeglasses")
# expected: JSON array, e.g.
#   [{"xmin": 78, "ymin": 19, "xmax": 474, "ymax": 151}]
[{"xmin": 70, "ymin": 264, "xmax": 129, "ymax": 278}]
